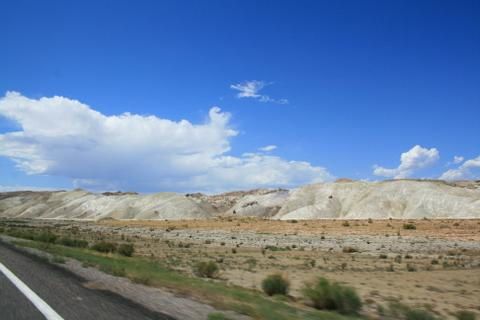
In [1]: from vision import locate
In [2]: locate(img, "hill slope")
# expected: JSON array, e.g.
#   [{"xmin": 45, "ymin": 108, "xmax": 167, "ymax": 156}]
[{"xmin": 0, "ymin": 180, "xmax": 479, "ymax": 220}]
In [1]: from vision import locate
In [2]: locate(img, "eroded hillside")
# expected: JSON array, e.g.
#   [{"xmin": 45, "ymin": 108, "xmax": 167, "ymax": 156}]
[{"xmin": 0, "ymin": 180, "xmax": 479, "ymax": 220}]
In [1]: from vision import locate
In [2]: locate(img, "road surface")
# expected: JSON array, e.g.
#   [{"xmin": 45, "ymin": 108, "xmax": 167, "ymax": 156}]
[{"xmin": 0, "ymin": 241, "xmax": 174, "ymax": 320}]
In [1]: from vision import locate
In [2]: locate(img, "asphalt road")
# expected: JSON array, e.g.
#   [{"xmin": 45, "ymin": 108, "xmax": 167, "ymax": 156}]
[{"xmin": 0, "ymin": 241, "xmax": 174, "ymax": 320}]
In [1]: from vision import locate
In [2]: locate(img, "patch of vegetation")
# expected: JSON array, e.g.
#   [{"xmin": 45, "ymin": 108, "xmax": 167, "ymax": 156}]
[
  {"xmin": 194, "ymin": 261, "xmax": 219, "ymax": 278},
  {"xmin": 208, "ymin": 313, "xmax": 233, "ymax": 320},
  {"xmin": 265, "ymin": 245, "xmax": 289, "ymax": 252},
  {"xmin": 100, "ymin": 264, "xmax": 126, "ymax": 277},
  {"xmin": 132, "ymin": 274, "xmax": 151, "ymax": 285},
  {"xmin": 117, "ymin": 243, "xmax": 134, "ymax": 257},
  {"xmin": 406, "ymin": 263, "xmax": 417, "ymax": 272},
  {"xmin": 57, "ymin": 237, "xmax": 88, "ymax": 248},
  {"xmin": 302, "ymin": 277, "xmax": 362, "ymax": 315},
  {"xmin": 51, "ymin": 255, "xmax": 66, "ymax": 264},
  {"xmin": 91, "ymin": 241, "xmax": 117, "ymax": 253},
  {"xmin": 456, "ymin": 311, "xmax": 476, "ymax": 320},
  {"xmin": 405, "ymin": 309, "xmax": 436, "ymax": 320},
  {"xmin": 386, "ymin": 301, "xmax": 437, "ymax": 320},
  {"xmin": 403, "ymin": 223, "xmax": 416, "ymax": 230},
  {"xmin": 245, "ymin": 257, "xmax": 257, "ymax": 269},
  {"xmin": 35, "ymin": 231, "xmax": 58, "ymax": 243},
  {"xmin": 342, "ymin": 247, "xmax": 358, "ymax": 253},
  {"xmin": 261, "ymin": 274, "xmax": 290, "ymax": 296},
  {"xmin": 342, "ymin": 221, "xmax": 350, "ymax": 227}
]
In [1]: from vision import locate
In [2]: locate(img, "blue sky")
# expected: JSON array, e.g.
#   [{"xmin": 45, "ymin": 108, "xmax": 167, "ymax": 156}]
[{"xmin": 1, "ymin": 0, "xmax": 479, "ymax": 192}]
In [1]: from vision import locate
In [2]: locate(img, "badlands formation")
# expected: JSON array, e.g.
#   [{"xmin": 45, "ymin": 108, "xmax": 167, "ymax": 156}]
[{"xmin": 0, "ymin": 179, "xmax": 479, "ymax": 220}]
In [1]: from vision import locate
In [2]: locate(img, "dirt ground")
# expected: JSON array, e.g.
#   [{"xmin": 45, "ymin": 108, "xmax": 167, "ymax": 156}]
[
  {"xmin": 7, "ymin": 218, "xmax": 480, "ymax": 319},
  {"xmin": 101, "ymin": 217, "xmax": 480, "ymax": 241}
]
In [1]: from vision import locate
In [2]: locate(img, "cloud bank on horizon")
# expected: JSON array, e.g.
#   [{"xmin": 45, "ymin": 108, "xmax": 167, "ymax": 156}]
[{"xmin": 0, "ymin": 92, "xmax": 331, "ymax": 193}]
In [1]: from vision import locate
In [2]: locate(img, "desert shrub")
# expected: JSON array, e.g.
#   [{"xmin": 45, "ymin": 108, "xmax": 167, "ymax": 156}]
[
  {"xmin": 51, "ymin": 255, "xmax": 66, "ymax": 264},
  {"xmin": 342, "ymin": 221, "xmax": 350, "ymax": 227},
  {"xmin": 118, "ymin": 243, "xmax": 134, "ymax": 257},
  {"xmin": 302, "ymin": 277, "xmax": 362, "ymax": 314},
  {"xmin": 379, "ymin": 254, "xmax": 388, "ymax": 259},
  {"xmin": 403, "ymin": 223, "xmax": 416, "ymax": 230},
  {"xmin": 5, "ymin": 228, "xmax": 31, "ymax": 239},
  {"xmin": 132, "ymin": 275, "xmax": 151, "ymax": 285},
  {"xmin": 342, "ymin": 246, "xmax": 358, "ymax": 253},
  {"xmin": 368, "ymin": 218, "xmax": 373, "ymax": 224},
  {"xmin": 406, "ymin": 263, "xmax": 417, "ymax": 272},
  {"xmin": 261, "ymin": 274, "xmax": 290, "ymax": 296},
  {"xmin": 405, "ymin": 309, "xmax": 436, "ymax": 320},
  {"xmin": 194, "ymin": 261, "xmax": 219, "ymax": 278},
  {"xmin": 57, "ymin": 237, "xmax": 88, "ymax": 248},
  {"xmin": 0, "ymin": 227, "xmax": 4, "ymax": 233},
  {"xmin": 265, "ymin": 245, "xmax": 287, "ymax": 251},
  {"xmin": 34, "ymin": 231, "xmax": 58, "ymax": 243},
  {"xmin": 100, "ymin": 264, "xmax": 126, "ymax": 277},
  {"xmin": 82, "ymin": 261, "xmax": 95, "ymax": 268},
  {"xmin": 208, "ymin": 313, "xmax": 233, "ymax": 320},
  {"xmin": 91, "ymin": 241, "xmax": 117, "ymax": 253},
  {"xmin": 456, "ymin": 311, "xmax": 476, "ymax": 320}
]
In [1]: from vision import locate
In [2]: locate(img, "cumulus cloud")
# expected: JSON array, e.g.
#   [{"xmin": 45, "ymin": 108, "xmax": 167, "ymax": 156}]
[
  {"xmin": 259, "ymin": 145, "xmax": 277, "ymax": 152},
  {"xmin": 0, "ymin": 92, "xmax": 331, "ymax": 192},
  {"xmin": 373, "ymin": 145, "xmax": 440, "ymax": 179},
  {"xmin": 230, "ymin": 80, "xmax": 288, "ymax": 104},
  {"xmin": 440, "ymin": 155, "xmax": 480, "ymax": 180}
]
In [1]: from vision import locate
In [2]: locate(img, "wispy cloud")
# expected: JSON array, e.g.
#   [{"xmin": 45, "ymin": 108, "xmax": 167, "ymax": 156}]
[
  {"xmin": 230, "ymin": 80, "xmax": 288, "ymax": 104},
  {"xmin": 453, "ymin": 155, "xmax": 464, "ymax": 164},
  {"xmin": 259, "ymin": 145, "xmax": 277, "ymax": 152}
]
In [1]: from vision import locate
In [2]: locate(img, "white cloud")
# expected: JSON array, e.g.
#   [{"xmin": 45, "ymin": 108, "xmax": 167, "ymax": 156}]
[
  {"xmin": 440, "ymin": 155, "xmax": 480, "ymax": 180},
  {"xmin": 259, "ymin": 145, "xmax": 277, "ymax": 152},
  {"xmin": 453, "ymin": 156, "xmax": 464, "ymax": 164},
  {"xmin": 0, "ymin": 92, "xmax": 332, "ymax": 193},
  {"xmin": 373, "ymin": 145, "xmax": 440, "ymax": 179},
  {"xmin": 230, "ymin": 80, "xmax": 288, "ymax": 104}
]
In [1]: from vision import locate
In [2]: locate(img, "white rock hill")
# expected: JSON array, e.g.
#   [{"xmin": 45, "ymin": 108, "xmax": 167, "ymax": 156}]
[{"xmin": 0, "ymin": 180, "xmax": 479, "ymax": 220}]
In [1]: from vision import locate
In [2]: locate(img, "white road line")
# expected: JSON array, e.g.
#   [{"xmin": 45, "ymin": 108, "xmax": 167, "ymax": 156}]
[{"xmin": 0, "ymin": 262, "xmax": 64, "ymax": 320}]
